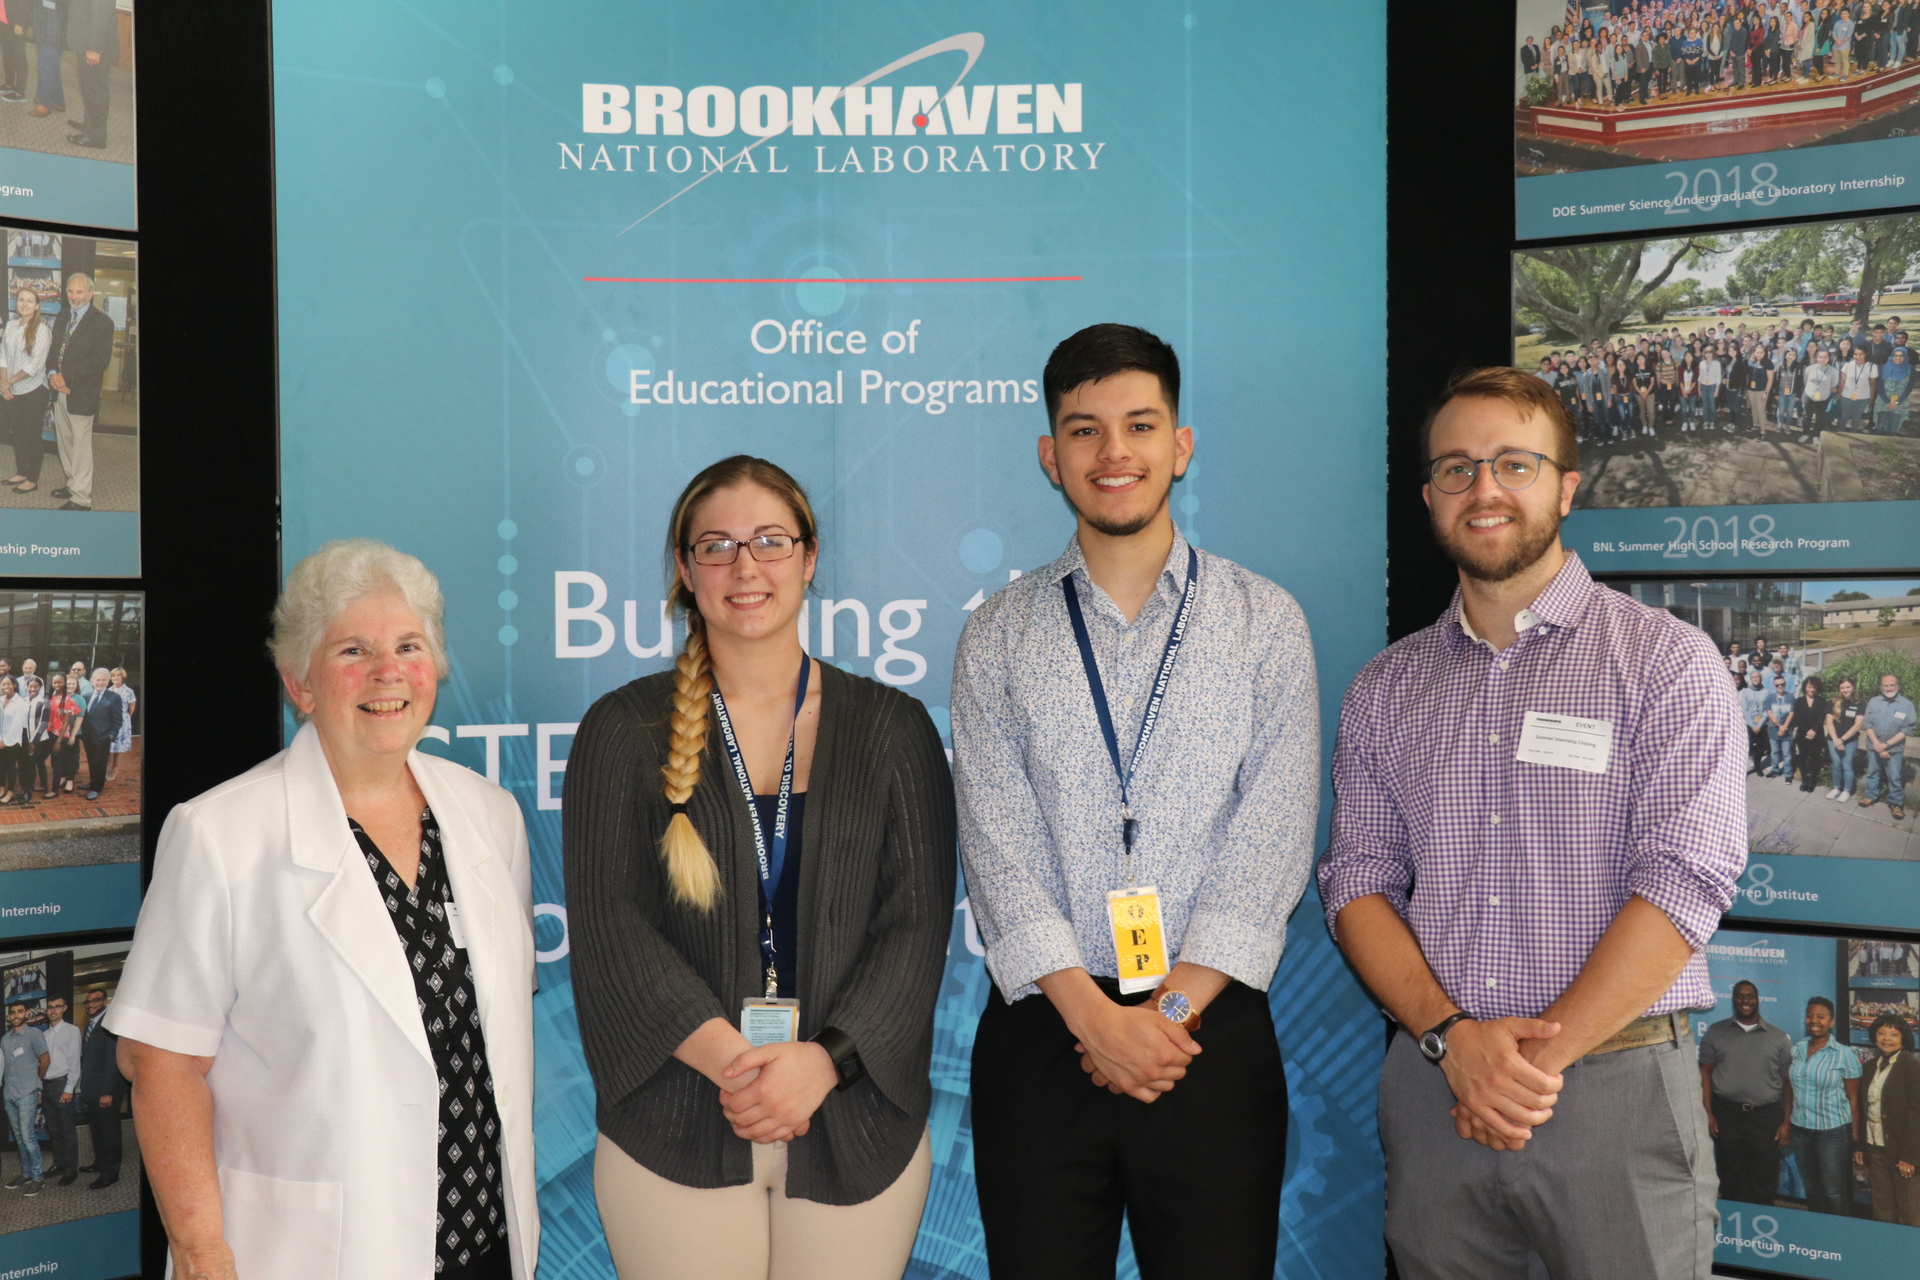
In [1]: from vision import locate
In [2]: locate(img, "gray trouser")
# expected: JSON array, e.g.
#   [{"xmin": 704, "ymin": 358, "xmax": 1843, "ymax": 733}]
[
  {"xmin": 1381, "ymin": 1028, "xmax": 1717, "ymax": 1280},
  {"xmin": 52, "ymin": 396, "xmax": 93, "ymax": 507}
]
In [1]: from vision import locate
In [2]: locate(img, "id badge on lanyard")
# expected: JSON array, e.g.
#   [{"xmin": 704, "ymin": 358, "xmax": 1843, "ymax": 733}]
[
  {"xmin": 1107, "ymin": 885, "xmax": 1169, "ymax": 993},
  {"xmin": 1063, "ymin": 546, "xmax": 1197, "ymax": 994},
  {"xmin": 712, "ymin": 657, "xmax": 811, "ymax": 1040},
  {"xmin": 740, "ymin": 997, "xmax": 799, "ymax": 1046}
]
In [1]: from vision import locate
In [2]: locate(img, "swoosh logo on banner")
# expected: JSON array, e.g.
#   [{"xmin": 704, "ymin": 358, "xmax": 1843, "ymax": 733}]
[{"xmin": 617, "ymin": 32, "xmax": 986, "ymax": 236}]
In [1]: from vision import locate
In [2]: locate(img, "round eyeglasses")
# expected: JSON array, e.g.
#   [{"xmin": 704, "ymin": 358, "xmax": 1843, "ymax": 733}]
[
  {"xmin": 685, "ymin": 533, "xmax": 808, "ymax": 565},
  {"xmin": 1427, "ymin": 450, "xmax": 1563, "ymax": 495}
]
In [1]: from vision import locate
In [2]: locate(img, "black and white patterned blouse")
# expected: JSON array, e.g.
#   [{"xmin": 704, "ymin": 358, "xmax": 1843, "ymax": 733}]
[{"xmin": 350, "ymin": 808, "xmax": 505, "ymax": 1274}]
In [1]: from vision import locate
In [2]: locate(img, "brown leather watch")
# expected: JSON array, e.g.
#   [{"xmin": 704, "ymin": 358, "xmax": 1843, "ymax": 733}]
[{"xmin": 1154, "ymin": 988, "xmax": 1201, "ymax": 1033}]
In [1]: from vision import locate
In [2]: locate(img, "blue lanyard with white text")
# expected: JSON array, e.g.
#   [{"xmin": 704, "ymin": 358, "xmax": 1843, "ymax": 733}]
[
  {"xmin": 1061, "ymin": 545, "xmax": 1198, "ymax": 885},
  {"xmin": 710, "ymin": 657, "xmax": 810, "ymax": 999}
]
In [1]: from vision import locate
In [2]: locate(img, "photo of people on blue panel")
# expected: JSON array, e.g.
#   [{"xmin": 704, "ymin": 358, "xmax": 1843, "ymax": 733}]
[
  {"xmin": 1701, "ymin": 929, "xmax": 1920, "ymax": 1249},
  {"xmin": 0, "ymin": 941, "xmax": 138, "ymax": 1278},
  {"xmin": 1515, "ymin": 0, "xmax": 1920, "ymax": 237},
  {"xmin": 1608, "ymin": 577, "xmax": 1917, "ymax": 933},
  {"xmin": 0, "ymin": 0, "xmax": 134, "ymax": 230}
]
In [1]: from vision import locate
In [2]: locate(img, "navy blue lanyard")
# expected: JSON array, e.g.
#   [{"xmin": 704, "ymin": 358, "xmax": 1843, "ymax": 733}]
[
  {"xmin": 1061, "ymin": 546, "xmax": 1198, "ymax": 880},
  {"xmin": 710, "ymin": 657, "xmax": 810, "ymax": 999}
]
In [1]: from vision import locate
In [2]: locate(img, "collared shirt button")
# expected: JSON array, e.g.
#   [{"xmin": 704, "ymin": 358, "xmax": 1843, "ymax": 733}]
[
  {"xmin": 1485, "ymin": 978, "xmax": 1498, "ymax": 988},
  {"xmin": 1539, "ymin": 626, "xmax": 1549, "ymax": 635},
  {"xmin": 1489, "ymin": 813, "xmax": 1500, "ymax": 825},
  {"xmin": 1498, "ymin": 660, "xmax": 1511, "ymax": 670},
  {"xmin": 1490, "ymin": 895, "xmax": 1500, "ymax": 906},
  {"xmin": 1123, "ymin": 696, "xmax": 1136, "ymax": 710},
  {"xmin": 1489, "ymin": 732, "xmax": 1500, "ymax": 744},
  {"xmin": 1122, "ymin": 633, "xmax": 1136, "ymax": 645}
]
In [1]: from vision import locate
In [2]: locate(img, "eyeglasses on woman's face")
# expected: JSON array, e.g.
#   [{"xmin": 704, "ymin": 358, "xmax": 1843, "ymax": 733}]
[
  {"xmin": 1427, "ymin": 450, "xmax": 1563, "ymax": 495},
  {"xmin": 685, "ymin": 533, "xmax": 808, "ymax": 566}
]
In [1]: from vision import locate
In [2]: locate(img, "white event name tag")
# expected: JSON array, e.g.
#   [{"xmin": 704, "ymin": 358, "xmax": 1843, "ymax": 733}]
[
  {"xmin": 1514, "ymin": 712, "xmax": 1613, "ymax": 775},
  {"xmin": 740, "ymin": 998, "xmax": 799, "ymax": 1047},
  {"xmin": 443, "ymin": 900, "xmax": 470, "ymax": 950}
]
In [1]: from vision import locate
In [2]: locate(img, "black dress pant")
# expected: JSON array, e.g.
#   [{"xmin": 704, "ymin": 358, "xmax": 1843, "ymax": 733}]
[
  {"xmin": 0, "ymin": 24, "xmax": 24, "ymax": 92},
  {"xmin": 1748, "ymin": 726, "xmax": 1770, "ymax": 773},
  {"xmin": 1710, "ymin": 1097, "xmax": 1783, "ymax": 1205},
  {"xmin": 971, "ymin": 978, "xmax": 1286, "ymax": 1280},
  {"xmin": 87, "ymin": 1093, "xmax": 122, "ymax": 1177},
  {"xmin": 1794, "ymin": 732, "xmax": 1825, "ymax": 788},
  {"xmin": 4, "ymin": 384, "xmax": 46, "ymax": 484},
  {"xmin": 40, "ymin": 1076, "xmax": 77, "ymax": 1175},
  {"xmin": 75, "ymin": 57, "xmax": 107, "ymax": 142},
  {"xmin": 81, "ymin": 726, "xmax": 107, "ymax": 792}
]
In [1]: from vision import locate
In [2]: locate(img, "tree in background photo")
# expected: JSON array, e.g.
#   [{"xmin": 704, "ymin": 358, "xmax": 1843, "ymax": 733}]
[{"xmin": 1514, "ymin": 212, "xmax": 1920, "ymax": 510}]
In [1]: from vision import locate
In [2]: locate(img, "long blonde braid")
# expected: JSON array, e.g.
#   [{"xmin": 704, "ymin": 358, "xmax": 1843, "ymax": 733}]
[
  {"xmin": 659, "ymin": 611, "xmax": 720, "ymax": 909},
  {"xmin": 657, "ymin": 455, "xmax": 818, "ymax": 912}
]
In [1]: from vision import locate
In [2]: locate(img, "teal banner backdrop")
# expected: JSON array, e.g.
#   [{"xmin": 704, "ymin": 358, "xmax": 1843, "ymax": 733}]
[{"xmin": 273, "ymin": 2, "xmax": 1388, "ymax": 1276}]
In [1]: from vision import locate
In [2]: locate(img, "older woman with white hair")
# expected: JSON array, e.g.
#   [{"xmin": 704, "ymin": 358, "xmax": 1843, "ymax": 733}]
[{"xmin": 104, "ymin": 539, "xmax": 539, "ymax": 1280}]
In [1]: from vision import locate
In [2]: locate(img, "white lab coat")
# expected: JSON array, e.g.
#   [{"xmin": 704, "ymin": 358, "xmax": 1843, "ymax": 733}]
[{"xmin": 105, "ymin": 723, "xmax": 539, "ymax": 1279}]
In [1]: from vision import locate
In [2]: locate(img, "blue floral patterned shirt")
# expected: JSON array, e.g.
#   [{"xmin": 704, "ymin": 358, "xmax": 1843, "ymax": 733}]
[{"xmin": 952, "ymin": 525, "xmax": 1321, "ymax": 1001}]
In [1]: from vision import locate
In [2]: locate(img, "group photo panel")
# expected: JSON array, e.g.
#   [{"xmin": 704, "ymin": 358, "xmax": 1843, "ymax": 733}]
[
  {"xmin": 1609, "ymin": 575, "xmax": 1916, "ymax": 930},
  {"xmin": 1700, "ymin": 927, "xmax": 1920, "ymax": 1277},
  {"xmin": 0, "ymin": 940, "xmax": 139, "ymax": 1280},
  {"xmin": 2, "ymin": 225, "xmax": 138, "ymax": 575},
  {"xmin": 1515, "ymin": 0, "xmax": 1920, "ymax": 238},
  {"xmin": 0, "ymin": 0, "xmax": 134, "ymax": 231},
  {"xmin": 1514, "ymin": 208, "xmax": 1920, "ymax": 574},
  {"xmin": 0, "ymin": 589, "xmax": 140, "ymax": 941}
]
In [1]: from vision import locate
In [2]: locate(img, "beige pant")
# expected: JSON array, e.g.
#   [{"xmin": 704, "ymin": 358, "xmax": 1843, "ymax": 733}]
[
  {"xmin": 594, "ymin": 1130, "xmax": 932, "ymax": 1280},
  {"xmin": 1748, "ymin": 388, "xmax": 1770, "ymax": 428},
  {"xmin": 52, "ymin": 397, "xmax": 92, "ymax": 507}
]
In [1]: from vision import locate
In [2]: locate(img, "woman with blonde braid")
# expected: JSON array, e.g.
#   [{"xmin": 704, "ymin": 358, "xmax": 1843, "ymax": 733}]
[{"xmin": 564, "ymin": 454, "xmax": 954, "ymax": 1280}]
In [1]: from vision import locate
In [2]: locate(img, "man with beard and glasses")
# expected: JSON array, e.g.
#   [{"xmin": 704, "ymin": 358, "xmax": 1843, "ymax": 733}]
[
  {"xmin": 1318, "ymin": 366, "xmax": 1746, "ymax": 1280},
  {"xmin": 952, "ymin": 323, "xmax": 1318, "ymax": 1280}
]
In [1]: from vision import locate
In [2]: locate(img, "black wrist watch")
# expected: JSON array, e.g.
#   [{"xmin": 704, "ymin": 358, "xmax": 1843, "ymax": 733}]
[
  {"xmin": 1418, "ymin": 1012, "xmax": 1471, "ymax": 1065},
  {"xmin": 811, "ymin": 1026, "xmax": 865, "ymax": 1091}
]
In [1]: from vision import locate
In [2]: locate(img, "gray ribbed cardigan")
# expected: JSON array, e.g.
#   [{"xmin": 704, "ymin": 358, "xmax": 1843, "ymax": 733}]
[{"xmin": 563, "ymin": 662, "xmax": 956, "ymax": 1205}]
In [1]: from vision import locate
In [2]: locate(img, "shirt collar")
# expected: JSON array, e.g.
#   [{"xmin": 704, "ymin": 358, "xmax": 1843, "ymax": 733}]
[
  {"xmin": 1042, "ymin": 522, "xmax": 1193, "ymax": 606},
  {"xmin": 1447, "ymin": 550, "xmax": 1595, "ymax": 651}
]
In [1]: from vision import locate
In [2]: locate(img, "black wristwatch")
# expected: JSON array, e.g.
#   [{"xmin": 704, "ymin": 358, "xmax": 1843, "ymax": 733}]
[
  {"xmin": 811, "ymin": 1026, "xmax": 866, "ymax": 1091},
  {"xmin": 1418, "ymin": 1012, "xmax": 1471, "ymax": 1065}
]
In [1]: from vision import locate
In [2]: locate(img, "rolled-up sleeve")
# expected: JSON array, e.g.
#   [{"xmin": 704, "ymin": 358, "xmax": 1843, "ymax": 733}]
[
  {"xmin": 952, "ymin": 604, "xmax": 1083, "ymax": 999},
  {"xmin": 1318, "ymin": 657, "xmax": 1416, "ymax": 939},
  {"xmin": 1625, "ymin": 632, "xmax": 1748, "ymax": 951},
  {"xmin": 102, "ymin": 803, "xmax": 236, "ymax": 1057},
  {"xmin": 1180, "ymin": 590, "xmax": 1319, "ymax": 987}
]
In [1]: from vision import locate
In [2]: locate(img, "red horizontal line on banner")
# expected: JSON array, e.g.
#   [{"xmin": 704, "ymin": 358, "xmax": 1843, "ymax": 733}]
[{"xmin": 583, "ymin": 275, "xmax": 1082, "ymax": 284}]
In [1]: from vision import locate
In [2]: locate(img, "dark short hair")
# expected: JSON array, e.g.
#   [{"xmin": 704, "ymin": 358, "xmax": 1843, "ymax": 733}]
[
  {"xmin": 1421, "ymin": 366, "xmax": 1579, "ymax": 471},
  {"xmin": 1868, "ymin": 1013, "xmax": 1915, "ymax": 1050},
  {"xmin": 1807, "ymin": 996, "xmax": 1835, "ymax": 1015},
  {"xmin": 1042, "ymin": 324, "xmax": 1180, "ymax": 426},
  {"xmin": 1733, "ymin": 980, "xmax": 1759, "ymax": 995}
]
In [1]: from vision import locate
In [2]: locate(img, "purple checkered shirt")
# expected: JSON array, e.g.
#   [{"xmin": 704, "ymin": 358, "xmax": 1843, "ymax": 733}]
[{"xmin": 1318, "ymin": 553, "xmax": 1747, "ymax": 1020}]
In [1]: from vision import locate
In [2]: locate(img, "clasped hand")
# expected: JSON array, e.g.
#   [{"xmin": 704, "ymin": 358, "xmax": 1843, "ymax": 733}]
[
  {"xmin": 1439, "ymin": 1017, "xmax": 1565, "ymax": 1151},
  {"xmin": 718, "ymin": 1040, "xmax": 838, "ymax": 1144},
  {"xmin": 1072, "ymin": 1000, "xmax": 1200, "ymax": 1103}
]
